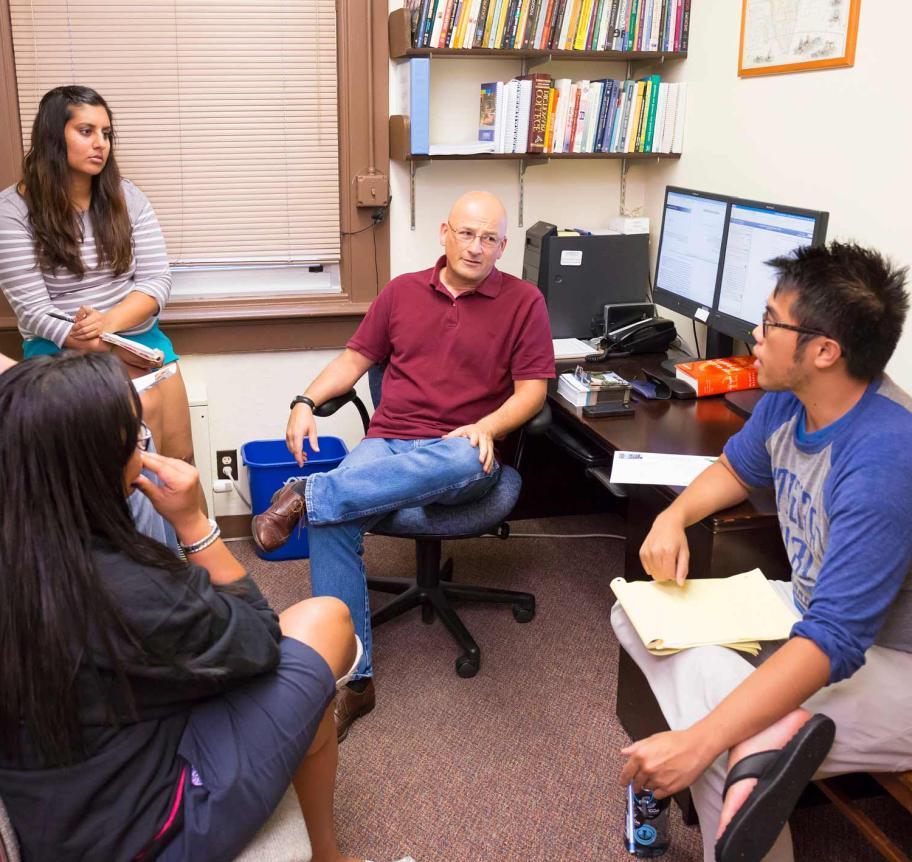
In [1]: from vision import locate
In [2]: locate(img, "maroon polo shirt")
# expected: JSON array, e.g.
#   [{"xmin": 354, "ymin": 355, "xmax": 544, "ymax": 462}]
[{"xmin": 347, "ymin": 256, "xmax": 555, "ymax": 440}]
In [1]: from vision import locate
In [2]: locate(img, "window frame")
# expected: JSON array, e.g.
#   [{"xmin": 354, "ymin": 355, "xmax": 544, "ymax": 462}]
[{"xmin": 0, "ymin": 0, "xmax": 389, "ymax": 357}]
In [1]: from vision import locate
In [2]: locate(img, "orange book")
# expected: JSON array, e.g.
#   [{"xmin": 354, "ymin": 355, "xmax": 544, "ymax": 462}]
[{"xmin": 675, "ymin": 355, "xmax": 759, "ymax": 397}]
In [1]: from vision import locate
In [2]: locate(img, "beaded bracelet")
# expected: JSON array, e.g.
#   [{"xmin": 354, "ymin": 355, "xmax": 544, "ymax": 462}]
[{"xmin": 179, "ymin": 518, "xmax": 221, "ymax": 555}]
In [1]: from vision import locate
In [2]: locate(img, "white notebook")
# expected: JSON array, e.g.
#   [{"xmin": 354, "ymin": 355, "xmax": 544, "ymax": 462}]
[{"xmin": 611, "ymin": 569, "xmax": 800, "ymax": 656}]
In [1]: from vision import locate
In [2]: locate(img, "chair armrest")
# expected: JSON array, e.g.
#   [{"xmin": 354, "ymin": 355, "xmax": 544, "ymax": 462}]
[
  {"xmin": 314, "ymin": 390, "xmax": 358, "ymax": 418},
  {"xmin": 525, "ymin": 402, "xmax": 552, "ymax": 436},
  {"xmin": 314, "ymin": 390, "xmax": 372, "ymax": 435}
]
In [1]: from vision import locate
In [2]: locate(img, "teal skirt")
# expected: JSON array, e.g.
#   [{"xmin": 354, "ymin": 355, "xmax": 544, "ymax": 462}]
[{"xmin": 22, "ymin": 319, "xmax": 179, "ymax": 363}]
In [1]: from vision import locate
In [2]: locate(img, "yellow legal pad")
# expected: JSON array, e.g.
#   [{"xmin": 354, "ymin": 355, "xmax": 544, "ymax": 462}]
[{"xmin": 610, "ymin": 569, "xmax": 801, "ymax": 656}]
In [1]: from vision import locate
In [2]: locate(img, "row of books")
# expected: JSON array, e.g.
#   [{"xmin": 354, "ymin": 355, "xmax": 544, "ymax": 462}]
[
  {"xmin": 479, "ymin": 74, "xmax": 686, "ymax": 155},
  {"xmin": 406, "ymin": 0, "xmax": 691, "ymax": 52}
]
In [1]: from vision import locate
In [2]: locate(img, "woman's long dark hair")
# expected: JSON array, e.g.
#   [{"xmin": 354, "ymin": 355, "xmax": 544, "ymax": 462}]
[
  {"xmin": 0, "ymin": 353, "xmax": 188, "ymax": 764},
  {"xmin": 20, "ymin": 85, "xmax": 133, "ymax": 277}
]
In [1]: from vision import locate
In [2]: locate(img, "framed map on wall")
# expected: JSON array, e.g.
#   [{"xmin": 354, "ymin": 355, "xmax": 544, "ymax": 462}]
[{"xmin": 739, "ymin": 0, "xmax": 861, "ymax": 77}]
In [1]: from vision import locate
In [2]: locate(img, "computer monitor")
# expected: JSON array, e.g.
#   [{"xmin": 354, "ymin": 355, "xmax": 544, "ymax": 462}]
[
  {"xmin": 653, "ymin": 187, "xmax": 729, "ymax": 320},
  {"xmin": 710, "ymin": 198, "xmax": 829, "ymax": 345}
]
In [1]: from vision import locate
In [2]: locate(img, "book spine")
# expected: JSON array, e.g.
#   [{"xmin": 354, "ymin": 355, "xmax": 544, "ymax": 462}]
[
  {"xmin": 572, "ymin": 81, "xmax": 588, "ymax": 151},
  {"xmin": 409, "ymin": 59, "xmax": 430, "ymax": 154},
  {"xmin": 615, "ymin": 0, "xmax": 630, "ymax": 49},
  {"xmin": 423, "ymin": 0, "xmax": 439, "ymax": 45},
  {"xmin": 611, "ymin": 80, "xmax": 630, "ymax": 151},
  {"xmin": 636, "ymin": 0, "xmax": 651, "ymax": 51},
  {"xmin": 484, "ymin": 0, "xmax": 503, "ymax": 45},
  {"xmin": 679, "ymin": 368, "xmax": 758, "ymax": 397},
  {"xmin": 445, "ymin": 0, "xmax": 462, "ymax": 44},
  {"xmin": 605, "ymin": 0, "xmax": 620, "ymax": 48},
  {"xmin": 494, "ymin": 0, "xmax": 512, "ymax": 46},
  {"xmin": 602, "ymin": 79, "xmax": 621, "ymax": 151},
  {"xmin": 673, "ymin": 0, "xmax": 683, "ymax": 49},
  {"xmin": 549, "ymin": 0, "xmax": 567, "ymax": 48},
  {"xmin": 656, "ymin": 0, "xmax": 667, "ymax": 51},
  {"xmin": 474, "ymin": 0, "xmax": 490, "ymax": 44},
  {"xmin": 543, "ymin": 85, "xmax": 557, "ymax": 151},
  {"xmin": 573, "ymin": 0, "xmax": 593, "ymax": 49},
  {"xmin": 680, "ymin": 0, "xmax": 690, "ymax": 51},
  {"xmin": 562, "ymin": 0, "xmax": 582, "ymax": 49},
  {"xmin": 625, "ymin": 0, "xmax": 639, "ymax": 51},
  {"xmin": 592, "ymin": 79, "xmax": 611, "ymax": 151},
  {"xmin": 523, "ymin": 0, "xmax": 541, "ymax": 47},
  {"xmin": 642, "ymin": 73, "xmax": 660, "ymax": 151},
  {"xmin": 530, "ymin": 0, "xmax": 554, "ymax": 50},
  {"xmin": 413, "ymin": 0, "xmax": 430, "ymax": 45},
  {"xmin": 479, "ymin": 82, "xmax": 497, "ymax": 141},
  {"xmin": 430, "ymin": 0, "xmax": 447, "ymax": 47},
  {"xmin": 527, "ymin": 75, "xmax": 551, "ymax": 152}
]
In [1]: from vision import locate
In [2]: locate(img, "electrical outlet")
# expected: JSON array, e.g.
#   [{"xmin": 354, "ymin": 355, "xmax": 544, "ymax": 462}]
[{"xmin": 216, "ymin": 449, "xmax": 238, "ymax": 481}]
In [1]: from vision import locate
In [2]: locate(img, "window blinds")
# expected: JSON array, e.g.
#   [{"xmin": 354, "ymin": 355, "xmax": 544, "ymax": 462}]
[{"xmin": 10, "ymin": 0, "xmax": 341, "ymax": 266}]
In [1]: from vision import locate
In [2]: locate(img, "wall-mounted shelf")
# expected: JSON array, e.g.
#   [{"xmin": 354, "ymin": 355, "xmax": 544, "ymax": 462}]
[
  {"xmin": 389, "ymin": 8, "xmax": 687, "ymax": 63},
  {"xmin": 402, "ymin": 152, "xmax": 683, "ymax": 161},
  {"xmin": 388, "ymin": 6, "xmax": 689, "ymax": 229},
  {"xmin": 390, "ymin": 114, "xmax": 681, "ymax": 227}
]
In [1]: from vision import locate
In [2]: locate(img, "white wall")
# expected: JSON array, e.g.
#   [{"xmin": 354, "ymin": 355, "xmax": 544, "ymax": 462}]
[
  {"xmin": 187, "ymin": 0, "xmax": 912, "ymax": 515},
  {"xmin": 638, "ymin": 0, "xmax": 912, "ymax": 387}
]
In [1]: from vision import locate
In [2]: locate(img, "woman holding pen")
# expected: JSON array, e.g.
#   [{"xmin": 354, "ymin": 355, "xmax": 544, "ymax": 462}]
[{"xmin": 0, "ymin": 85, "xmax": 193, "ymax": 467}]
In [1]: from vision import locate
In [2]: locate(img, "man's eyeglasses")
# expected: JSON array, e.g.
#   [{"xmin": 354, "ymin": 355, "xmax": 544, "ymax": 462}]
[
  {"xmin": 761, "ymin": 313, "xmax": 829, "ymax": 340},
  {"xmin": 137, "ymin": 422, "xmax": 152, "ymax": 452},
  {"xmin": 447, "ymin": 222, "xmax": 502, "ymax": 250}
]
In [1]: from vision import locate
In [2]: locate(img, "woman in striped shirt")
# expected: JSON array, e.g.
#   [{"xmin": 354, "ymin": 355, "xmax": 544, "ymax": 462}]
[{"xmin": 0, "ymin": 85, "xmax": 194, "ymax": 468}]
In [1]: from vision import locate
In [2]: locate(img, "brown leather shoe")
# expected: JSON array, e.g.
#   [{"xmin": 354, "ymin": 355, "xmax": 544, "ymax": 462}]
[
  {"xmin": 251, "ymin": 482, "xmax": 307, "ymax": 552},
  {"xmin": 334, "ymin": 679, "xmax": 375, "ymax": 743}
]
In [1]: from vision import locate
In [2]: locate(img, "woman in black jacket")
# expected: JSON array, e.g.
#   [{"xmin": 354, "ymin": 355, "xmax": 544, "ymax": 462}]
[{"xmin": 0, "ymin": 351, "xmax": 364, "ymax": 862}]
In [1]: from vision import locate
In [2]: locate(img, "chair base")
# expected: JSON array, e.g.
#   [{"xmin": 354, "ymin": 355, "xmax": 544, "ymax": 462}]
[{"xmin": 367, "ymin": 538, "xmax": 535, "ymax": 678}]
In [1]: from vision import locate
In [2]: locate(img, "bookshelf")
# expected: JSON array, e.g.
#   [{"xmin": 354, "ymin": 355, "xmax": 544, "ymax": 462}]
[{"xmin": 388, "ymin": 5, "xmax": 688, "ymax": 226}]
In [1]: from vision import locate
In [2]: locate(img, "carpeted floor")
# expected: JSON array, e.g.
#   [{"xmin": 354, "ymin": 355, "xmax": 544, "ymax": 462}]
[{"xmin": 235, "ymin": 514, "xmax": 911, "ymax": 862}]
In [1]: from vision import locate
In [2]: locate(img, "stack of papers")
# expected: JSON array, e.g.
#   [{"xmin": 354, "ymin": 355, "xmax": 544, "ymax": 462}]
[
  {"xmin": 611, "ymin": 569, "xmax": 800, "ymax": 656},
  {"xmin": 553, "ymin": 338, "xmax": 595, "ymax": 360}
]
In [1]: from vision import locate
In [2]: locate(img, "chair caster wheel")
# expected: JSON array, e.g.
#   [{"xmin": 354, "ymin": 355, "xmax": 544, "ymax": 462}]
[
  {"xmin": 455, "ymin": 655, "xmax": 479, "ymax": 678},
  {"xmin": 512, "ymin": 600, "xmax": 535, "ymax": 623}
]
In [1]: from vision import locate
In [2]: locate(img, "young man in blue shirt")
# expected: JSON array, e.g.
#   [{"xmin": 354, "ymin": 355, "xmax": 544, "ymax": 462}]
[{"xmin": 612, "ymin": 242, "xmax": 912, "ymax": 862}]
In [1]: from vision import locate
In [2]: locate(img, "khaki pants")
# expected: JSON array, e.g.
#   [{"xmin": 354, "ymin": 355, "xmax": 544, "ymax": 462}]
[{"xmin": 610, "ymin": 581, "xmax": 912, "ymax": 862}]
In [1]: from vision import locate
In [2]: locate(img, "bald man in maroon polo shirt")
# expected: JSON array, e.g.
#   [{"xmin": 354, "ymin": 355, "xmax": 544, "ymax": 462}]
[{"xmin": 252, "ymin": 191, "xmax": 555, "ymax": 740}]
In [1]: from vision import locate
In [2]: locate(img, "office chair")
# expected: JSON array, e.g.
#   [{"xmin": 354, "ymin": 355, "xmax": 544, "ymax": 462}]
[{"xmin": 315, "ymin": 366, "xmax": 551, "ymax": 677}]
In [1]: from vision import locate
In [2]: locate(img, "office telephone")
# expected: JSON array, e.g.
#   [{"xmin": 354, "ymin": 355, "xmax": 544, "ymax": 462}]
[{"xmin": 585, "ymin": 316, "xmax": 677, "ymax": 360}]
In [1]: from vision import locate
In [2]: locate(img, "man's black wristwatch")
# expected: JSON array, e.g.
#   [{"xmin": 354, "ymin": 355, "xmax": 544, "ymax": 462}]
[{"xmin": 290, "ymin": 395, "xmax": 317, "ymax": 411}]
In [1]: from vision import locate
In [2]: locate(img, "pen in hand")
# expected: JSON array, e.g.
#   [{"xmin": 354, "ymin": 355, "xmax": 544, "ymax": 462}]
[{"xmin": 47, "ymin": 311, "xmax": 76, "ymax": 323}]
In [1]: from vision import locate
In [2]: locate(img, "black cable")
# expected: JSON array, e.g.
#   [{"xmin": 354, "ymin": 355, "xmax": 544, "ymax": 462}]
[
  {"xmin": 646, "ymin": 270, "xmax": 654, "ymax": 303},
  {"xmin": 692, "ymin": 319, "xmax": 701, "ymax": 360},
  {"xmin": 372, "ymin": 225, "xmax": 380, "ymax": 292},
  {"xmin": 340, "ymin": 195, "xmax": 391, "ymax": 237}
]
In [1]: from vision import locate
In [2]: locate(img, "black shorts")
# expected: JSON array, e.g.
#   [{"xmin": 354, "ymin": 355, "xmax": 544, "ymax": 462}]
[{"xmin": 157, "ymin": 637, "xmax": 336, "ymax": 861}]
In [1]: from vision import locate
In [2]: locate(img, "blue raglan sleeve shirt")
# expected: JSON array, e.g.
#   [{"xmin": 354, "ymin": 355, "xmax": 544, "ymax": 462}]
[
  {"xmin": 791, "ymin": 438, "xmax": 912, "ymax": 682},
  {"xmin": 725, "ymin": 394, "xmax": 912, "ymax": 683}
]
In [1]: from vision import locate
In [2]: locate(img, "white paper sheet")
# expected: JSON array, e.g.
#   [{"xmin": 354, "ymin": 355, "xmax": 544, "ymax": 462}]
[
  {"xmin": 610, "ymin": 451, "xmax": 718, "ymax": 487},
  {"xmin": 131, "ymin": 364, "xmax": 177, "ymax": 394},
  {"xmin": 552, "ymin": 338, "xmax": 595, "ymax": 360}
]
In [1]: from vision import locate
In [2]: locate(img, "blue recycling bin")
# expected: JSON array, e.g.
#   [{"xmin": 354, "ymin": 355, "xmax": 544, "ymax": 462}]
[{"xmin": 242, "ymin": 437, "xmax": 349, "ymax": 561}]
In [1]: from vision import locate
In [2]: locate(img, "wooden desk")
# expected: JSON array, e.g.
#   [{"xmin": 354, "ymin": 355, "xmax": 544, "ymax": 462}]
[
  {"xmin": 548, "ymin": 354, "xmax": 790, "ymax": 824},
  {"xmin": 549, "ymin": 353, "xmax": 790, "ymax": 583}
]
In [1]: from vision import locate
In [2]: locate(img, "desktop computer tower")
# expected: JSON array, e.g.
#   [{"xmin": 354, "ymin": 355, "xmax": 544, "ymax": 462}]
[{"xmin": 523, "ymin": 221, "xmax": 650, "ymax": 339}]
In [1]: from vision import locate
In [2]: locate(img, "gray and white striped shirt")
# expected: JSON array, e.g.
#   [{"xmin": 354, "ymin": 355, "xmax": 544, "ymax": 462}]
[{"xmin": 0, "ymin": 179, "xmax": 171, "ymax": 346}]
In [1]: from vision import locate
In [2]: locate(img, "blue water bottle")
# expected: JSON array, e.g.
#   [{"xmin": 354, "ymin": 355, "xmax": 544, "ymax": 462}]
[{"xmin": 625, "ymin": 784, "xmax": 670, "ymax": 857}]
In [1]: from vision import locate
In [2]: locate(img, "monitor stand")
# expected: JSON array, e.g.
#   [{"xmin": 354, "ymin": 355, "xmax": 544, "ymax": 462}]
[{"xmin": 725, "ymin": 389, "xmax": 763, "ymax": 419}]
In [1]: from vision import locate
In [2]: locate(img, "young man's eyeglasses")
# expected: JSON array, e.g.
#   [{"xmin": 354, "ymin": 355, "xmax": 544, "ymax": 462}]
[
  {"xmin": 761, "ymin": 313, "xmax": 829, "ymax": 340},
  {"xmin": 137, "ymin": 422, "xmax": 153, "ymax": 451},
  {"xmin": 447, "ymin": 222, "xmax": 502, "ymax": 250}
]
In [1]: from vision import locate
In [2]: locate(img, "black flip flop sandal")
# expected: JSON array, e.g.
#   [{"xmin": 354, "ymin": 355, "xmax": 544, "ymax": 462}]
[{"xmin": 715, "ymin": 713, "xmax": 836, "ymax": 862}]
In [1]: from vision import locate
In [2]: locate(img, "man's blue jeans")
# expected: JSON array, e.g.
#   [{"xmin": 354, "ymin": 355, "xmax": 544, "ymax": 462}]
[{"xmin": 306, "ymin": 436, "xmax": 500, "ymax": 680}]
